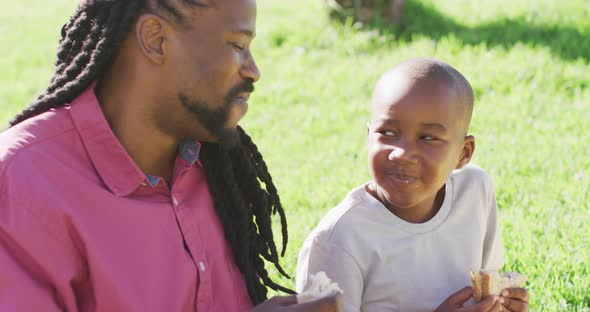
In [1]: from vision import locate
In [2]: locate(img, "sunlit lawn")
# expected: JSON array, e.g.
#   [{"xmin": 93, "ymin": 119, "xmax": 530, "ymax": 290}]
[{"xmin": 1, "ymin": 0, "xmax": 588, "ymax": 310}]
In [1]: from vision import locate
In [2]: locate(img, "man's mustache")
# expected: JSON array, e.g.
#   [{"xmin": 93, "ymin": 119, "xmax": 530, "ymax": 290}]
[{"xmin": 227, "ymin": 78, "xmax": 255, "ymax": 100}]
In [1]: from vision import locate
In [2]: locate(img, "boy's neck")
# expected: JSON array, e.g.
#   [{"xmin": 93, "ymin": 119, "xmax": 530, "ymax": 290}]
[{"xmin": 368, "ymin": 183, "xmax": 446, "ymax": 224}]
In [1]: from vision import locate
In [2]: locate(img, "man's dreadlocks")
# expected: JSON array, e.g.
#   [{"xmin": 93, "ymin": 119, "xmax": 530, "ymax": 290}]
[{"xmin": 10, "ymin": 0, "xmax": 292, "ymax": 304}]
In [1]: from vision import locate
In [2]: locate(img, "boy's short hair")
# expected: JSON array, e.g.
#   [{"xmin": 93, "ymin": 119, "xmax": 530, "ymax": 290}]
[{"xmin": 385, "ymin": 57, "xmax": 475, "ymax": 132}]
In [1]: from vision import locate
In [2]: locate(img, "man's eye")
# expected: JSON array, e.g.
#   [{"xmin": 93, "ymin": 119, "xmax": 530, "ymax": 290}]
[
  {"xmin": 421, "ymin": 135, "xmax": 438, "ymax": 141},
  {"xmin": 381, "ymin": 130, "xmax": 396, "ymax": 136},
  {"xmin": 232, "ymin": 42, "xmax": 245, "ymax": 51}
]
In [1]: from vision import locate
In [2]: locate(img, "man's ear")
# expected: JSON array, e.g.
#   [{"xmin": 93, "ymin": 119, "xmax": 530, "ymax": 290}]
[
  {"xmin": 456, "ymin": 135, "xmax": 475, "ymax": 169},
  {"xmin": 135, "ymin": 14, "xmax": 169, "ymax": 65}
]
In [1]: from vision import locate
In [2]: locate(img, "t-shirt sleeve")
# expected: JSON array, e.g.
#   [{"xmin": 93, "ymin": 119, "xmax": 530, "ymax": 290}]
[
  {"xmin": 297, "ymin": 236, "xmax": 364, "ymax": 312},
  {"xmin": 480, "ymin": 177, "xmax": 505, "ymax": 271},
  {"xmin": 0, "ymin": 190, "xmax": 71, "ymax": 311}
]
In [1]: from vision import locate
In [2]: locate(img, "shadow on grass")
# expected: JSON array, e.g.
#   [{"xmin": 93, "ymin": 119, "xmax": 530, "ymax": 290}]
[{"xmin": 332, "ymin": 0, "xmax": 590, "ymax": 62}]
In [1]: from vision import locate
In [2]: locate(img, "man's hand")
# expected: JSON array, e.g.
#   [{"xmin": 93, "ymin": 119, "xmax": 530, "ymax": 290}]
[
  {"xmin": 434, "ymin": 287, "xmax": 503, "ymax": 312},
  {"xmin": 499, "ymin": 288, "xmax": 529, "ymax": 312},
  {"xmin": 251, "ymin": 292, "xmax": 343, "ymax": 312}
]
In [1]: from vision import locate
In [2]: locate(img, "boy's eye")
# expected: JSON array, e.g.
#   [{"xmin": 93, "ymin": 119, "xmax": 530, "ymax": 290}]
[
  {"xmin": 421, "ymin": 135, "xmax": 440, "ymax": 141},
  {"xmin": 380, "ymin": 130, "xmax": 396, "ymax": 137}
]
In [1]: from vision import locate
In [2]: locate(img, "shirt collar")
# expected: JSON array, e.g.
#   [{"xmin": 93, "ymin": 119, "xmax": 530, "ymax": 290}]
[
  {"xmin": 69, "ymin": 83, "xmax": 202, "ymax": 196},
  {"xmin": 145, "ymin": 140, "xmax": 202, "ymax": 188},
  {"xmin": 178, "ymin": 139, "xmax": 201, "ymax": 166}
]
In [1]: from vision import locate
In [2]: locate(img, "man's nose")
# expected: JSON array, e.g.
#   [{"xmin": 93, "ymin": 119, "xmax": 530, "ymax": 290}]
[{"xmin": 240, "ymin": 50, "xmax": 261, "ymax": 83}]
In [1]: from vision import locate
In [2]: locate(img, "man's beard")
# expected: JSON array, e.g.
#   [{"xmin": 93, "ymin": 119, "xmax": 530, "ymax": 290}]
[{"xmin": 180, "ymin": 79, "xmax": 254, "ymax": 149}]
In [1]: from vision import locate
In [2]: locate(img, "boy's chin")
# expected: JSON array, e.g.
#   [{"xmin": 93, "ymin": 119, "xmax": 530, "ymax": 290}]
[{"xmin": 372, "ymin": 184, "xmax": 421, "ymax": 209}]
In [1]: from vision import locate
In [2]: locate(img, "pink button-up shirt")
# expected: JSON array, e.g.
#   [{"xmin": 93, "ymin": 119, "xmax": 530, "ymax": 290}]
[{"xmin": 0, "ymin": 85, "xmax": 253, "ymax": 311}]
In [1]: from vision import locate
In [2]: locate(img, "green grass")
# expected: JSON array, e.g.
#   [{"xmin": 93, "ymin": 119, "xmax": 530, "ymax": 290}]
[{"xmin": 1, "ymin": 0, "xmax": 589, "ymax": 310}]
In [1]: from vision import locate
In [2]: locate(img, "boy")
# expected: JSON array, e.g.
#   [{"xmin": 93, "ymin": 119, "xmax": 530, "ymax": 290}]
[{"xmin": 296, "ymin": 58, "xmax": 529, "ymax": 311}]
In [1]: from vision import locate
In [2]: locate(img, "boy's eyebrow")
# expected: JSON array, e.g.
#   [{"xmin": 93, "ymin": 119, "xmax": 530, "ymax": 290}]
[
  {"xmin": 371, "ymin": 120, "xmax": 448, "ymax": 132},
  {"xmin": 420, "ymin": 123, "xmax": 447, "ymax": 132}
]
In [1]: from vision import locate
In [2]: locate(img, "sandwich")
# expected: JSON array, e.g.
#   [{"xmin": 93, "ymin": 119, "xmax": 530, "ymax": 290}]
[
  {"xmin": 470, "ymin": 270, "xmax": 527, "ymax": 302},
  {"xmin": 297, "ymin": 271, "xmax": 343, "ymax": 304}
]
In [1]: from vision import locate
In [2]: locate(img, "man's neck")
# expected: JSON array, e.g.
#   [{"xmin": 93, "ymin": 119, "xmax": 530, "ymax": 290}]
[{"xmin": 96, "ymin": 79, "xmax": 178, "ymax": 185}]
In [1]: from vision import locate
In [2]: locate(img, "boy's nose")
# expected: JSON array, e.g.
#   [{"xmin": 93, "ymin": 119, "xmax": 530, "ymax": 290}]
[
  {"xmin": 388, "ymin": 145, "xmax": 418, "ymax": 163},
  {"xmin": 388, "ymin": 148, "xmax": 406, "ymax": 160}
]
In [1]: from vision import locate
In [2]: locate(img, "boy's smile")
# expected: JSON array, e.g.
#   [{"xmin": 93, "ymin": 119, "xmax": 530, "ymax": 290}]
[
  {"xmin": 382, "ymin": 166, "xmax": 420, "ymax": 187},
  {"xmin": 388, "ymin": 172, "xmax": 418, "ymax": 184},
  {"xmin": 366, "ymin": 60, "xmax": 475, "ymax": 223}
]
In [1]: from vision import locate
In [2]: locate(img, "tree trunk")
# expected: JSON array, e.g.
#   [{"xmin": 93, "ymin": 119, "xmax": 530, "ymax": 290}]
[{"xmin": 327, "ymin": 0, "xmax": 405, "ymax": 24}]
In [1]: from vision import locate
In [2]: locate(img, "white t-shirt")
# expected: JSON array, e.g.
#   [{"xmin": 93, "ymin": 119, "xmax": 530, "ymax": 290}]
[{"xmin": 296, "ymin": 165, "xmax": 504, "ymax": 312}]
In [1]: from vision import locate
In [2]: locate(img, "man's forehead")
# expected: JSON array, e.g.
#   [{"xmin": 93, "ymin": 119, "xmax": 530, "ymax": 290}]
[
  {"xmin": 181, "ymin": 0, "xmax": 257, "ymax": 31},
  {"xmin": 217, "ymin": 0, "xmax": 257, "ymax": 9},
  {"xmin": 187, "ymin": 0, "xmax": 256, "ymax": 15}
]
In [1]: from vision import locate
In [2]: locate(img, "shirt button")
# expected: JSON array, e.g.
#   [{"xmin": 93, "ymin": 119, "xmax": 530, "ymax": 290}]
[
  {"xmin": 199, "ymin": 261, "xmax": 206, "ymax": 272},
  {"xmin": 172, "ymin": 196, "xmax": 179, "ymax": 206}
]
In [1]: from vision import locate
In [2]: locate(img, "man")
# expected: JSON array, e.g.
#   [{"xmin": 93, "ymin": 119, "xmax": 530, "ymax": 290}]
[{"xmin": 0, "ymin": 0, "xmax": 342, "ymax": 311}]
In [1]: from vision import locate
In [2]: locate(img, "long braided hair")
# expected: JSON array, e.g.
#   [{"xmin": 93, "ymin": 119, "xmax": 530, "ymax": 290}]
[{"xmin": 10, "ymin": 0, "xmax": 293, "ymax": 304}]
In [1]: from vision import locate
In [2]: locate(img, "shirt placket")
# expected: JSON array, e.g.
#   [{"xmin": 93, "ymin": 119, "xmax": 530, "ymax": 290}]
[{"xmin": 171, "ymin": 169, "xmax": 212, "ymax": 312}]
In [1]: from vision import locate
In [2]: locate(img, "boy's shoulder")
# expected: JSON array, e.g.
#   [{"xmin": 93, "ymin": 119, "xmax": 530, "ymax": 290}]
[
  {"xmin": 450, "ymin": 163, "xmax": 494, "ymax": 190},
  {"xmin": 448, "ymin": 164, "xmax": 497, "ymax": 209},
  {"xmin": 305, "ymin": 185, "xmax": 376, "ymax": 245}
]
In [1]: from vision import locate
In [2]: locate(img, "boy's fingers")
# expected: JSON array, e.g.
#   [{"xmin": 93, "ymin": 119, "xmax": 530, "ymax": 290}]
[
  {"xmin": 251, "ymin": 295, "xmax": 298, "ymax": 311},
  {"xmin": 501, "ymin": 288, "xmax": 530, "ymax": 303},
  {"xmin": 252, "ymin": 293, "xmax": 343, "ymax": 312},
  {"xmin": 463, "ymin": 295, "xmax": 500, "ymax": 312},
  {"xmin": 288, "ymin": 292, "xmax": 343, "ymax": 312},
  {"xmin": 270, "ymin": 295, "xmax": 298, "ymax": 306},
  {"xmin": 501, "ymin": 297, "xmax": 529, "ymax": 312},
  {"xmin": 488, "ymin": 300, "xmax": 504, "ymax": 312},
  {"xmin": 447, "ymin": 286, "xmax": 474, "ymax": 306}
]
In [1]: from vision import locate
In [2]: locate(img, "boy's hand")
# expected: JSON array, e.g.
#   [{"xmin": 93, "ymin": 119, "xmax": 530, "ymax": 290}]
[
  {"xmin": 434, "ymin": 287, "xmax": 503, "ymax": 312},
  {"xmin": 251, "ymin": 292, "xmax": 343, "ymax": 312},
  {"xmin": 499, "ymin": 288, "xmax": 529, "ymax": 312}
]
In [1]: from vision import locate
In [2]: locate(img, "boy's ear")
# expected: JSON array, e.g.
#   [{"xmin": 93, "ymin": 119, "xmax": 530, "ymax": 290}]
[
  {"xmin": 135, "ymin": 14, "xmax": 169, "ymax": 65},
  {"xmin": 456, "ymin": 135, "xmax": 475, "ymax": 169}
]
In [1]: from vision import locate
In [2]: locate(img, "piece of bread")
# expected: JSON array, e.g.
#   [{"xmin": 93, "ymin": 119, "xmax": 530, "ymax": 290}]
[
  {"xmin": 297, "ymin": 271, "xmax": 343, "ymax": 304},
  {"xmin": 470, "ymin": 270, "xmax": 527, "ymax": 302}
]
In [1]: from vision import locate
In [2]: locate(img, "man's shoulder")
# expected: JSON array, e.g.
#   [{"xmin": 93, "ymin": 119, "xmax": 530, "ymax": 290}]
[
  {"xmin": 1, "ymin": 108, "xmax": 74, "ymax": 159},
  {"xmin": 0, "ymin": 111, "xmax": 86, "ymax": 266},
  {"xmin": 0, "ymin": 108, "xmax": 76, "ymax": 186}
]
